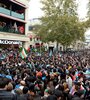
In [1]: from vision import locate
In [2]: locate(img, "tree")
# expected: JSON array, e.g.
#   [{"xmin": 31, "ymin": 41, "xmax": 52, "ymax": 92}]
[
  {"xmin": 87, "ymin": 0, "xmax": 90, "ymax": 19},
  {"xmin": 85, "ymin": 0, "xmax": 90, "ymax": 28},
  {"xmin": 37, "ymin": 0, "xmax": 85, "ymax": 47}
]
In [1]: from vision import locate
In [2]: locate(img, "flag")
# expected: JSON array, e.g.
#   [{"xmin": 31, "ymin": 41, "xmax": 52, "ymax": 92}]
[{"xmin": 20, "ymin": 48, "xmax": 27, "ymax": 59}]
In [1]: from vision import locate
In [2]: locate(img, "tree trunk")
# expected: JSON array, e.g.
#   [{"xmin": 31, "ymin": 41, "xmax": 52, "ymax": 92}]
[{"xmin": 56, "ymin": 42, "xmax": 59, "ymax": 52}]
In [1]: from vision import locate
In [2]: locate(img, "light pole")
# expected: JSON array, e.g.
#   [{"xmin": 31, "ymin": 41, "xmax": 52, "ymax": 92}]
[{"xmin": 40, "ymin": 41, "xmax": 42, "ymax": 56}]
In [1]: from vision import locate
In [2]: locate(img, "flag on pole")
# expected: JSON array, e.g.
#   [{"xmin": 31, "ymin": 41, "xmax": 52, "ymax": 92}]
[{"xmin": 20, "ymin": 48, "xmax": 27, "ymax": 59}]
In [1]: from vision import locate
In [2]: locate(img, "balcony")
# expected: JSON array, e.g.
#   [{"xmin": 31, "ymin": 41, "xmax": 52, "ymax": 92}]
[
  {"xmin": 0, "ymin": 7, "xmax": 24, "ymax": 20},
  {"xmin": 0, "ymin": 26, "xmax": 25, "ymax": 35}
]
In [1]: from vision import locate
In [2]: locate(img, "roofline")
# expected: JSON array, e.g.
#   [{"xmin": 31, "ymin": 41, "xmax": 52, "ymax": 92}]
[{"xmin": 9, "ymin": 0, "xmax": 28, "ymax": 8}]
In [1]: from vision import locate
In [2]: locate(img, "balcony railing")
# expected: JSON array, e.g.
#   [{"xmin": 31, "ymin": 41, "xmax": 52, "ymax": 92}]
[
  {"xmin": 0, "ymin": 7, "xmax": 10, "ymax": 16},
  {"xmin": 0, "ymin": 7, "xmax": 24, "ymax": 20},
  {"xmin": 0, "ymin": 26, "xmax": 25, "ymax": 35},
  {"xmin": 12, "ymin": 12, "xmax": 24, "ymax": 20}
]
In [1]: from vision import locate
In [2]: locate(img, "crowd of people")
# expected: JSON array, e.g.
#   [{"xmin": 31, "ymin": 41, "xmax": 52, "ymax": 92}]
[{"xmin": 0, "ymin": 48, "xmax": 90, "ymax": 100}]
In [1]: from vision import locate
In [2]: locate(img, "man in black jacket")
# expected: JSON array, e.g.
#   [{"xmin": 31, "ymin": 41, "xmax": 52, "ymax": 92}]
[{"xmin": 0, "ymin": 77, "xmax": 17, "ymax": 100}]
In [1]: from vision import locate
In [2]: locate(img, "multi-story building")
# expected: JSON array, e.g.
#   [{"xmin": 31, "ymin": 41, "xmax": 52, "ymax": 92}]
[
  {"xmin": 0, "ymin": 0, "xmax": 30, "ymax": 49},
  {"xmin": 27, "ymin": 18, "xmax": 42, "ymax": 48}
]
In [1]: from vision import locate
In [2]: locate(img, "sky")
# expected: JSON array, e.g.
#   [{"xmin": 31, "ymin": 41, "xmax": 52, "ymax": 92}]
[
  {"xmin": 28, "ymin": 0, "xmax": 43, "ymax": 20},
  {"xmin": 28, "ymin": 0, "xmax": 88, "ymax": 20}
]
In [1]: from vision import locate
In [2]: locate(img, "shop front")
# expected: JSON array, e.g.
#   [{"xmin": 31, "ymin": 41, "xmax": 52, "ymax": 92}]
[{"xmin": 0, "ymin": 39, "xmax": 22, "ymax": 48}]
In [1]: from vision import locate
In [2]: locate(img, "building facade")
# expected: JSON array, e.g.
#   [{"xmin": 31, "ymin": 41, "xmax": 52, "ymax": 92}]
[
  {"xmin": 27, "ymin": 18, "xmax": 42, "ymax": 48},
  {"xmin": 0, "ymin": 0, "xmax": 30, "ymax": 49}
]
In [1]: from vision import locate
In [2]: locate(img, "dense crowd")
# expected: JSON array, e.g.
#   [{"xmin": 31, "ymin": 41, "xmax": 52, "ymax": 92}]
[{"xmin": 0, "ymin": 48, "xmax": 90, "ymax": 100}]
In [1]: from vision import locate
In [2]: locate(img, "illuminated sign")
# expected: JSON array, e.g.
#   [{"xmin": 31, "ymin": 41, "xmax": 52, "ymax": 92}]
[{"xmin": 0, "ymin": 40, "xmax": 22, "ymax": 45}]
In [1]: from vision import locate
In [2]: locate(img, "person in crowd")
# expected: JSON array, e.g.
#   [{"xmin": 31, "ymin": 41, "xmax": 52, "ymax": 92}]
[{"xmin": 0, "ymin": 77, "xmax": 17, "ymax": 100}]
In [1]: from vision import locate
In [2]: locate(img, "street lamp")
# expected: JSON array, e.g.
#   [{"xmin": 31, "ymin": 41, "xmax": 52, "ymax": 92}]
[{"xmin": 40, "ymin": 41, "xmax": 42, "ymax": 56}]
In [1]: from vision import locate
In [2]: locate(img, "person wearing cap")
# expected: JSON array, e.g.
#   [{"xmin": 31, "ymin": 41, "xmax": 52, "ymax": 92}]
[{"xmin": 41, "ymin": 88, "xmax": 50, "ymax": 100}]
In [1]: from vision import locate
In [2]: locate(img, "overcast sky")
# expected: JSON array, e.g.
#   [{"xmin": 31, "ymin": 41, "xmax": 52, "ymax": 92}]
[
  {"xmin": 28, "ymin": 0, "xmax": 43, "ymax": 20},
  {"xmin": 28, "ymin": 0, "xmax": 88, "ymax": 20}
]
